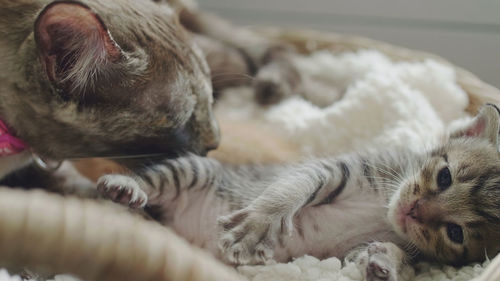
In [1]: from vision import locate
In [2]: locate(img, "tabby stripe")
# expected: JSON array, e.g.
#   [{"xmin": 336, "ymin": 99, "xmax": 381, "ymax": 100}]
[
  {"xmin": 177, "ymin": 158, "xmax": 195, "ymax": 189},
  {"xmin": 488, "ymin": 103, "xmax": 500, "ymax": 115},
  {"xmin": 303, "ymin": 166, "xmax": 328, "ymax": 206},
  {"xmin": 141, "ymin": 172, "xmax": 155, "ymax": 188},
  {"xmin": 204, "ymin": 171, "xmax": 216, "ymax": 190},
  {"xmin": 470, "ymin": 173, "xmax": 490, "ymax": 196},
  {"xmin": 187, "ymin": 158, "xmax": 199, "ymax": 189},
  {"xmin": 320, "ymin": 161, "xmax": 335, "ymax": 174},
  {"xmin": 304, "ymin": 184, "xmax": 322, "ymax": 207},
  {"xmin": 176, "ymin": 160, "xmax": 188, "ymax": 187},
  {"xmin": 163, "ymin": 161, "xmax": 180, "ymax": 198},
  {"xmin": 466, "ymin": 221, "xmax": 485, "ymax": 228},
  {"xmin": 361, "ymin": 159, "xmax": 376, "ymax": 191},
  {"xmin": 221, "ymin": 212, "xmax": 248, "ymax": 231},
  {"xmin": 280, "ymin": 217, "xmax": 287, "ymax": 236},
  {"xmin": 421, "ymin": 165, "xmax": 433, "ymax": 184},
  {"xmin": 200, "ymin": 162, "xmax": 213, "ymax": 190},
  {"xmin": 154, "ymin": 166, "xmax": 168, "ymax": 193},
  {"xmin": 146, "ymin": 168, "xmax": 163, "ymax": 189},
  {"xmin": 196, "ymin": 159, "xmax": 208, "ymax": 190},
  {"xmin": 475, "ymin": 209, "xmax": 500, "ymax": 223},
  {"xmin": 457, "ymin": 173, "xmax": 475, "ymax": 184},
  {"xmin": 314, "ymin": 162, "xmax": 349, "ymax": 206}
]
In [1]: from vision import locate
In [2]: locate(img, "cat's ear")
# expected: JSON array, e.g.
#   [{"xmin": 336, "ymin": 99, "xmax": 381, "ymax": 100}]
[
  {"xmin": 34, "ymin": 1, "xmax": 123, "ymax": 92},
  {"xmin": 450, "ymin": 104, "xmax": 500, "ymax": 146}
]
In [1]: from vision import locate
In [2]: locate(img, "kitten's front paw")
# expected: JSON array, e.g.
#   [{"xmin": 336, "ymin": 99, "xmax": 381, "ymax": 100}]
[
  {"xmin": 97, "ymin": 175, "xmax": 147, "ymax": 208},
  {"xmin": 217, "ymin": 208, "xmax": 291, "ymax": 265}
]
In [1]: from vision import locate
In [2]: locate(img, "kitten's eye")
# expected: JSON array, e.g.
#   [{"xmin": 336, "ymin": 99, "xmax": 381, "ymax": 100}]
[
  {"xmin": 437, "ymin": 167, "xmax": 452, "ymax": 191},
  {"xmin": 446, "ymin": 223, "xmax": 464, "ymax": 244}
]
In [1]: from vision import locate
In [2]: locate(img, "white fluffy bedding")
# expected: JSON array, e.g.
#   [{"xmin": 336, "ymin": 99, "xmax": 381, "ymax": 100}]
[
  {"xmin": 217, "ymin": 50, "xmax": 470, "ymax": 156},
  {"xmin": 1, "ymin": 50, "xmax": 494, "ymax": 281}
]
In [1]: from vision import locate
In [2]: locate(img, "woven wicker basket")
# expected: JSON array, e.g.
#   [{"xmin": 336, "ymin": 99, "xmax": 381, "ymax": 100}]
[{"xmin": 0, "ymin": 28, "xmax": 498, "ymax": 281}]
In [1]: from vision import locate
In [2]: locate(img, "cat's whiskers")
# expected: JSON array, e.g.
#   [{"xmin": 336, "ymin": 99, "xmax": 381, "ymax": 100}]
[
  {"xmin": 366, "ymin": 159, "xmax": 402, "ymax": 182},
  {"xmin": 402, "ymin": 241, "xmax": 419, "ymax": 260},
  {"xmin": 211, "ymin": 72, "xmax": 254, "ymax": 78},
  {"xmin": 363, "ymin": 162, "xmax": 397, "ymax": 180},
  {"xmin": 363, "ymin": 161, "xmax": 405, "ymax": 190},
  {"xmin": 365, "ymin": 176, "xmax": 399, "ymax": 191},
  {"xmin": 378, "ymin": 160, "xmax": 405, "ymax": 183},
  {"xmin": 68, "ymin": 152, "xmax": 172, "ymax": 161},
  {"xmin": 211, "ymin": 72, "xmax": 255, "ymax": 82}
]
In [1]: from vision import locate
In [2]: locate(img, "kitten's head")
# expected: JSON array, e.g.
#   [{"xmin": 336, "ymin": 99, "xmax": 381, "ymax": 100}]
[
  {"xmin": 7, "ymin": 0, "xmax": 219, "ymax": 159},
  {"xmin": 388, "ymin": 104, "xmax": 500, "ymax": 265}
]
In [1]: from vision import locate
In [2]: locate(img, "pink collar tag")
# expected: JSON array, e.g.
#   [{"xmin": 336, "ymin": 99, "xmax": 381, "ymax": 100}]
[{"xmin": 0, "ymin": 119, "xmax": 27, "ymax": 156}]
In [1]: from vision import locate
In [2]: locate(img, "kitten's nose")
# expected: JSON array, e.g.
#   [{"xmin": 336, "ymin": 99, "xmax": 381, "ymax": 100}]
[
  {"xmin": 407, "ymin": 198, "xmax": 442, "ymax": 225},
  {"xmin": 408, "ymin": 200, "xmax": 421, "ymax": 222}
]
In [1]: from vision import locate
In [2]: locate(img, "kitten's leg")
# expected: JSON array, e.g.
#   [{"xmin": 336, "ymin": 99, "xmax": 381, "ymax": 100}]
[
  {"xmin": 219, "ymin": 159, "xmax": 349, "ymax": 264},
  {"xmin": 346, "ymin": 242, "xmax": 414, "ymax": 281},
  {"xmin": 97, "ymin": 174, "xmax": 148, "ymax": 208},
  {"xmin": 97, "ymin": 155, "xmax": 221, "ymax": 209}
]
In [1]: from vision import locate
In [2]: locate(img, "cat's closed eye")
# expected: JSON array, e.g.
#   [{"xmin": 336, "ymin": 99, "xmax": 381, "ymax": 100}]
[
  {"xmin": 446, "ymin": 223, "xmax": 464, "ymax": 244},
  {"xmin": 437, "ymin": 167, "xmax": 452, "ymax": 191}
]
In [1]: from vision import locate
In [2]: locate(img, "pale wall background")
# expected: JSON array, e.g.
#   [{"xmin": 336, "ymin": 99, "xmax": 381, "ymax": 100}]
[{"xmin": 199, "ymin": 0, "xmax": 500, "ymax": 88}]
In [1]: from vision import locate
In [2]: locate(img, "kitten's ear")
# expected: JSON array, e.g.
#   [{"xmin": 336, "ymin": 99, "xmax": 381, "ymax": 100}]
[
  {"xmin": 34, "ymin": 1, "xmax": 123, "ymax": 92},
  {"xmin": 450, "ymin": 104, "xmax": 500, "ymax": 146}
]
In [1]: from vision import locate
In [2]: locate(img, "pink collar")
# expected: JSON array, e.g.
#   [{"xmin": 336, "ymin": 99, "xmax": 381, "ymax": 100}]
[{"xmin": 0, "ymin": 119, "xmax": 27, "ymax": 156}]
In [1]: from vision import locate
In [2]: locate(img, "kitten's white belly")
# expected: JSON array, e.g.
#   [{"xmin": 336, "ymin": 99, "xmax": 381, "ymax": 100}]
[
  {"xmin": 164, "ymin": 187, "xmax": 401, "ymax": 262},
  {"xmin": 163, "ymin": 189, "xmax": 232, "ymax": 255},
  {"xmin": 275, "ymin": 191, "xmax": 400, "ymax": 262}
]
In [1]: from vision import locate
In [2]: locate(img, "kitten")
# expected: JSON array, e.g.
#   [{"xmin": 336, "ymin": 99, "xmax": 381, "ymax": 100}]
[
  {"xmin": 98, "ymin": 104, "xmax": 500, "ymax": 280},
  {"xmin": 0, "ymin": 0, "xmax": 219, "ymax": 189}
]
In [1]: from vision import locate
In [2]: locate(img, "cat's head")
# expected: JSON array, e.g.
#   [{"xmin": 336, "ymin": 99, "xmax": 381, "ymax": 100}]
[
  {"xmin": 388, "ymin": 104, "xmax": 500, "ymax": 265},
  {"xmin": 8, "ymin": 0, "xmax": 219, "ymax": 160}
]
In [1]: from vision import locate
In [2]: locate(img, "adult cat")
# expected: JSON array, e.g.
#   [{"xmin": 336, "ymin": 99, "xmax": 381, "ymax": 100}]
[{"xmin": 0, "ymin": 0, "xmax": 219, "ymax": 188}]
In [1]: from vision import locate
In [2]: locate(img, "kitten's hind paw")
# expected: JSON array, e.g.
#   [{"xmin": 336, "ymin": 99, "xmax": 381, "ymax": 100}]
[
  {"xmin": 350, "ymin": 242, "xmax": 406, "ymax": 281},
  {"xmin": 97, "ymin": 174, "xmax": 148, "ymax": 208},
  {"xmin": 217, "ymin": 208, "xmax": 290, "ymax": 265}
]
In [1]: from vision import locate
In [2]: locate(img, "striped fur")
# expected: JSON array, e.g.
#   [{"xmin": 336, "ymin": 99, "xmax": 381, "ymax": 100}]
[{"xmin": 99, "ymin": 105, "xmax": 500, "ymax": 280}]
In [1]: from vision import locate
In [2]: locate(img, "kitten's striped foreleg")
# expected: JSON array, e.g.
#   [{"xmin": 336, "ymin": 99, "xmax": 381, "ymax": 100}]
[
  {"xmin": 97, "ymin": 155, "xmax": 221, "ymax": 208},
  {"xmin": 97, "ymin": 174, "xmax": 148, "ymax": 208},
  {"xmin": 218, "ymin": 158, "xmax": 349, "ymax": 264}
]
